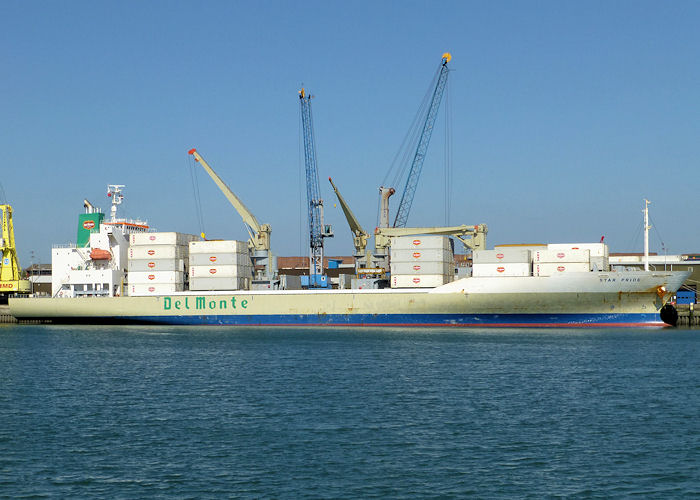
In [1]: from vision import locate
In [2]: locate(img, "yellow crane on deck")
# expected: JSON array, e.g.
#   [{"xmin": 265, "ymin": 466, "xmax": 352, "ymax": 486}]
[{"xmin": 0, "ymin": 204, "xmax": 31, "ymax": 299}]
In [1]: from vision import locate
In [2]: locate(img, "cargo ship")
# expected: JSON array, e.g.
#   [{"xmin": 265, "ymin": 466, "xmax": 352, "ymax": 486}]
[
  {"xmin": 8, "ymin": 186, "xmax": 689, "ymax": 327},
  {"xmin": 9, "ymin": 271, "xmax": 688, "ymax": 327}
]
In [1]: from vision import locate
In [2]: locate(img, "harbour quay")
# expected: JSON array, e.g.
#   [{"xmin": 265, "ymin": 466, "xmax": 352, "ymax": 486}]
[
  {"xmin": 0, "ymin": 304, "xmax": 17, "ymax": 323},
  {"xmin": 676, "ymin": 304, "xmax": 700, "ymax": 327}
]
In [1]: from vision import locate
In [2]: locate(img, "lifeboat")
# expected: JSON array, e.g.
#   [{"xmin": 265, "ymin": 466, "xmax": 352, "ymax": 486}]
[{"xmin": 90, "ymin": 248, "xmax": 112, "ymax": 260}]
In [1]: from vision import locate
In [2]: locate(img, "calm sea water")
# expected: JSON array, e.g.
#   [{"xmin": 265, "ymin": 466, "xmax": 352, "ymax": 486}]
[{"xmin": 0, "ymin": 325, "xmax": 698, "ymax": 498}]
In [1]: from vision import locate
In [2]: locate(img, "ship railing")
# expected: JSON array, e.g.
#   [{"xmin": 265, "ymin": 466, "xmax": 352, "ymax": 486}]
[
  {"xmin": 104, "ymin": 218, "xmax": 151, "ymax": 231},
  {"xmin": 74, "ymin": 289, "xmax": 110, "ymax": 297}
]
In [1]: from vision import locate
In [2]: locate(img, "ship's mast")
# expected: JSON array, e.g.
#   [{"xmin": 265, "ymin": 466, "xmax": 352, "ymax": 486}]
[
  {"xmin": 643, "ymin": 199, "xmax": 651, "ymax": 271},
  {"xmin": 107, "ymin": 185, "xmax": 125, "ymax": 222}
]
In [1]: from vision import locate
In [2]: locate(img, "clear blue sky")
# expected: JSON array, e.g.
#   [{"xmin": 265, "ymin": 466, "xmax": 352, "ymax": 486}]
[{"xmin": 2, "ymin": 0, "xmax": 698, "ymax": 265}]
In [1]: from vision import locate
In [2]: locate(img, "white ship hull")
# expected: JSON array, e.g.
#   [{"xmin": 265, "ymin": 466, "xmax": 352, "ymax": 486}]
[{"xmin": 10, "ymin": 271, "xmax": 689, "ymax": 327}]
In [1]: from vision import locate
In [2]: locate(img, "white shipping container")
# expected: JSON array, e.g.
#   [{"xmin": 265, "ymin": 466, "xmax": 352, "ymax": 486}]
[
  {"xmin": 533, "ymin": 262, "xmax": 591, "ymax": 276},
  {"xmin": 129, "ymin": 245, "xmax": 188, "ymax": 260},
  {"xmin": 128, "ymin": 258, "xmax": 185, "ymax": 272},
  {"xmin": 190, "ymin": 265, "xmax": 251, "ymax": 278},
  {"xmin": 390, "ymin": 248, "xmax": 454, "ymax": 263},
  {"xmin": 390, "ymin": 236, "xmax": 451, "ymax": 251},
  {"xmin": 472, "ymin": 249, "xmax": 531, "ymax": 264},
  {"xmin": 128, "ymin": 271, "xmax": 185, "ymax": 284},
  {"xmin": 189, "ymin": 253, "xmax": 252, "ymax": 267},
  {"xmin": 189, "ymin": 240, "xmax": 248, "ymax": 254},
  {"xmin": 532, "ymin": 249, "xmax": 590, "ymax": 263},
  {"xmin": 390, "ymin": 261, "xmax": 454, "ymax": 275},
  {"xmin": 129, "ymin": 283, "xmax": 184, "ymax": 295},
  {"xmin": 472, "ymin": 263, "xmax": 531, "ymax": 277},
  {"xmin": 547, "ymin": 243, "xmax": 608, "ymax": 258},
  {"xmin": 391, "ymin": 274, "xmax": 451, "ymax": 288},
  {"xmin": 130, "ymin": 232, "xmax": 198, "ymax": 247},
  {"xmin": 189, "ymin": 277, "xmax": 249, "ymax": 291}
]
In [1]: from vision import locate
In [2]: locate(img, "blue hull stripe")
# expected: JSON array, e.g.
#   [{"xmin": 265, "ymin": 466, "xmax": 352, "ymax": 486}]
[{"xmin": 124, "ymin": 313, "xmax": 666, "ymax": 327}]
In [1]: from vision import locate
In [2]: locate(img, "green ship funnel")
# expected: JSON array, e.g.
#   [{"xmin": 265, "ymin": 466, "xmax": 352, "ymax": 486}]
[{"xmin": 77, "ymin": 212, "xmax": 104, "ymax": 247}]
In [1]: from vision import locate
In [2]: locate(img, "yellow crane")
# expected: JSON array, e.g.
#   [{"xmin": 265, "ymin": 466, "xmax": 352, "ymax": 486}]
[{"xmin": 0, "ymin": 204, "xmax": 31, "ymax": 297}]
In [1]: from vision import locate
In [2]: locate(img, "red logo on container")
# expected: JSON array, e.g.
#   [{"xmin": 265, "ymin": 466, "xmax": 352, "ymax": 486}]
[
  {"xmin": 557, "ymin": 252, "xmax": 565, "ymax": 259},
  {"xmin": 557, "ymin": 266, "xmax": 565, "ymax": 272},
  {"xmin": 413, "ymin": 239, "xmax": 421, "ymax": 246},
  {"xmin": 82, "ymin": 220, "xmax": 95, "ymax": 230},
  {"xmin": 148, "ymin": 274, "xmax": 155, "ymax": 280},
  {"xmin": 148, "ymin": 262, "xmax": 155, "ymax": 268},
  {"xmin": 148, "ymin": 287, "xmax": 155, "ymax": 292},
  {"xmin": 149, "ymin": 235, "xmax": 156, "ymax": 241},
  {"xmin": 147, "ymin": 249, "xmax": 155, "ymax": 256},
  {"xmin": 496, "ymin": 253, "xmax": 504, "ymax": 259},
  {"xmin": 209, "ymin": 269, "xmax": 217, "ymax": 274},
  {"xmin": 413, "ymin": 265, "xmax": 421, "ymax": 271},
  {"xmin": 497, "ymin": 266, "xmax": 505, "ymax": 273},
  {"xmin": 412, "ymin": 277, "xmax": 421, "ymax": 283},
  {"xmin": 209, "ymin": 256, "xmax": 217, "ymax": 263},
  {"xmin": 413, "ymin": 252, "xmax": 421, "ymax": 259}
]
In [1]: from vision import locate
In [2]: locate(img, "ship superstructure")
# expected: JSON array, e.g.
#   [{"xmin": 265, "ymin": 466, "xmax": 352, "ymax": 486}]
[{"xmin": 51, "ymin": 185, "xmax": 149, "ymax": 297}]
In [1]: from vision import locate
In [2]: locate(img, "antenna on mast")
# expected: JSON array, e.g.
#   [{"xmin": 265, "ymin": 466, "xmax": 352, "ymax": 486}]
[{"xmin": 107, "ymin": 185, "xmax": 126, "ymax": 222}]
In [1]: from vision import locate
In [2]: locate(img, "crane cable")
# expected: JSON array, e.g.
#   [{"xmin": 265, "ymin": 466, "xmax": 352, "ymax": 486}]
[
  {"xmin": 187, "ymin": 155, "xmax": 206, "ymax": 239},
  {"xmin": 383, "ymin": 69, "xmax": 440, "ymax": 190},
  {"xmin": 298, "ymin": 107, "xmax": 305, "ymax": 257},
  {"xmin": 443, "ymin": 78, "xmax": 452, "ymax": 226},
  {"xmin": 379, "ymin": 62, "xmax": 444, "ymax": 226}
]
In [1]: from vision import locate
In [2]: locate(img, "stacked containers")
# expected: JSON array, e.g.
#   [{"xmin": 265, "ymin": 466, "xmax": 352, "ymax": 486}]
[
  {"xmin": 532, "ymin": 248, "xmax": 590, "ymax": 276},
  {"xmin": 472, "ymin": 249, "xmax": 531, "ymax": 277},
  {"xmin": 128, "ymin": 232, "xmax": 198, "ymax": 295},
  {"xmin": 390, "ymin": 236, "xmax": 454, "ymax": 288},
  {"xmin": 547, "ymin": 243, "xmax": 609, "ymax": 271},
  {"xmin": 189, "ymin": 240, "xmax": 252, "ymax": 291}
]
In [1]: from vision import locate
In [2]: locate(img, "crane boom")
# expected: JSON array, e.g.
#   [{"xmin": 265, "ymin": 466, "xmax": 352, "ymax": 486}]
[
  {"xmin": 299, "ymin": 88, "xmax": 333, "ymax": 286},
  {"xmin": 328, "ymin": 177, "xmax": 370, "ymax": 267},
  {"xmin": 328, "ymin": 177, "xmax": 366, "ymax": 240},
  {"xmin": 375, "ymin": 223, "xmax": 488, "ymax": 253},
  {"xmin": 393, "ymin": 53, "xmax": 451, "ymax": 228},
  {"xmin": 188, "ymin": 148, "xmax": 270, "ymax": 252}
]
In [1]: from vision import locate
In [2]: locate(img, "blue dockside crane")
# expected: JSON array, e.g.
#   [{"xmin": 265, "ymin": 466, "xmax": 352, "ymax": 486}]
[
  {"xmin": 393, "ymin": 53, "xmax": 451, "ymax": 228},
  {"xmin": 299, "ymin": 88, "xmax": 333, "ymax": 288}
]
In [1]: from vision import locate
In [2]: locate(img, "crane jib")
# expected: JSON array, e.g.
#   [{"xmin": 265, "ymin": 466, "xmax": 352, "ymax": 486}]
[{"xmin": 393, "ymin": 57, "xmax": 450, "ymax": 228}]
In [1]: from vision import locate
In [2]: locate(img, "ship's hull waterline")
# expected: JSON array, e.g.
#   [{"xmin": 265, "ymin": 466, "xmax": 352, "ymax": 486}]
[{"xmin": 10, "ymin": 272, "xmax": 689, "ymax": 327}]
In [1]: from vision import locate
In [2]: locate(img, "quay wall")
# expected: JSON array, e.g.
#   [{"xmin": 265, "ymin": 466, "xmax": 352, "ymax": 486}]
[
  {"xmin": 0, "ymin": 305, "xmax": 18, "ymax": 323},
  {"xmin": 676, "ymin": 305, "xmax": 700, "ymax": 327}
]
